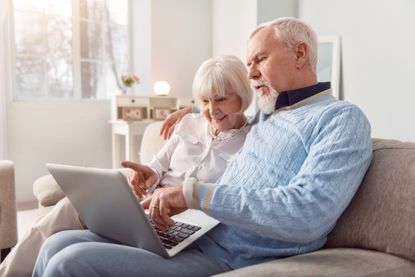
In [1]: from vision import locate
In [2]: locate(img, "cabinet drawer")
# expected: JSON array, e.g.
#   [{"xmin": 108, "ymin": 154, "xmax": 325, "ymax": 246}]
[{"xmin": 117, "ymin": 96, "xmax": 149, "ymax": 107}]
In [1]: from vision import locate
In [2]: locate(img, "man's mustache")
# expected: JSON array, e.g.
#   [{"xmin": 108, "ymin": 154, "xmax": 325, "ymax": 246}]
[{"xmin": 250, "ymin": 80, "xmax": 272, "ymax": 94}]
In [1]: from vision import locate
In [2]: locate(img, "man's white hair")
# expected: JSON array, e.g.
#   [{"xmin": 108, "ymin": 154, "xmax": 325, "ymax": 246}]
[{"xmin": 250, "ymin": 17, "xmax": 318, "ymax": 74}]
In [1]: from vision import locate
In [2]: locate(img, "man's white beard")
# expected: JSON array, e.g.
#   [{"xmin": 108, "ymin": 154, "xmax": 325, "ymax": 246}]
[{"xmin": 252, "ymin": 81, "xmax": 279, "ymax": 114}]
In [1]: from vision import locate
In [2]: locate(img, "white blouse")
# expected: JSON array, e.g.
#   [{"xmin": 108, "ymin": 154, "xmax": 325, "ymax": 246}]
[{"xmin": 148, "ymin": 113, "xmax": 250, "ymax": 187}]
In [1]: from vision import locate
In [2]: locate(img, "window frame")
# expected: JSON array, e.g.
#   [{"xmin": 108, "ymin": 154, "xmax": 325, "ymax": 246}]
[{"xmin": 8, "ymin": 0, "xmax": 132, "ymax": 102}]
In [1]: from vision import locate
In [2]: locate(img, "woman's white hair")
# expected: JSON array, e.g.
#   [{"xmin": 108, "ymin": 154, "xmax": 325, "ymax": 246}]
[
  {"xmin": 250, "ymin": 17, "xmax": 318, "ymax": 74},
  {"xmin": 192, "ymin": 55, "xmax": 253, "ymax": 112}
]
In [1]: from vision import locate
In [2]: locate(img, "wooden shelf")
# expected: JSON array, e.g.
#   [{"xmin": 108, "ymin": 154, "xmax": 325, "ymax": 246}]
[{"xmin": 111, "ymin": 95, "xmax": 178, "ymax": 121}]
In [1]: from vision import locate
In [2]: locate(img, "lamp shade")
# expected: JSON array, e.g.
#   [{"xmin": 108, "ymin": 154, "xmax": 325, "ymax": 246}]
[{"xmin": 153, "ymin": 81, "xmax": 171, "ymax": 96}]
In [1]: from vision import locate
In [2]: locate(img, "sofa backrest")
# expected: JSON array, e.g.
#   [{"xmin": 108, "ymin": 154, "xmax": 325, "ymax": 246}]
[
  {"xmin": 325, "ymin": 138, "xmax": 415, "ymax": 262},
  {"xmin": 140, "ymin": 121, "xmax": 167, "ymax": 164}
]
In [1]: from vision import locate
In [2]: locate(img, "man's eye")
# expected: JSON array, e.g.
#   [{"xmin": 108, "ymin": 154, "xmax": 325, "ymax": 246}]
[
  {"xmin": 216, "ymin": 98, "xmax": 226, "ymax": 102},
  {"xmin": 201, "ymin": 99, "xmax": 209, "ymax": 104}
]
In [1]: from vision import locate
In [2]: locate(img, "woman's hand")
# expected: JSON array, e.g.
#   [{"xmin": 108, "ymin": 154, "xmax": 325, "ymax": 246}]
[
  {"xmin": 141, "ymin": 186, "xmax": 187, "ymax": 231},
  {"xmin": 160, "ymin": 106, "xmax": 192, "ymax": 140},
  {"xmin": 121, "ymin": 161, "xmax": 157, "ymax": 199}
]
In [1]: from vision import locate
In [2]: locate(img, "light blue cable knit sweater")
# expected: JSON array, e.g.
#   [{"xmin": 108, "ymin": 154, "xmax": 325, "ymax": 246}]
[{"xmin": 191, "ymin": 91, "xmax": 373, "ymax": 269}]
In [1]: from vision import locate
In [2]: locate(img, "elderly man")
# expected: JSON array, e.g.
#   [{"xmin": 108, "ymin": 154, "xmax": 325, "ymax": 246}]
[{"xmin": 32, "ymin": 17, "xmax": 372, "ymax": 276}]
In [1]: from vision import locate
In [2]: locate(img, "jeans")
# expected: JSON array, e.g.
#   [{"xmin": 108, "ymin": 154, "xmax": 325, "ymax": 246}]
[{"xmin": 33, "ymin": 230, "xmax": 231, "ymax": 277}]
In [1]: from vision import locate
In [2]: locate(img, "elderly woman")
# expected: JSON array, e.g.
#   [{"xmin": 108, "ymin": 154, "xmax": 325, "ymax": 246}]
[
  {"xmin": 124, "ymin": 56, "xmax": 251, "ymax": 200},
  {"xmin": 0, "ymin": 55, "xmax": 253, "ymax": 277}
]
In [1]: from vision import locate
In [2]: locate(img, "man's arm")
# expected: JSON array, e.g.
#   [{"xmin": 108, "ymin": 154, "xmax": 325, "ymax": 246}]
[{"xmin": 186, "ymin": 105, "xmax": 372, "ymax": 243}]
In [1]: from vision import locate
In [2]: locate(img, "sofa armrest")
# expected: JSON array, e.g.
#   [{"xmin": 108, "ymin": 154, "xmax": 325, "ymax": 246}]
[{"xmin": 0, "ymin": 160, "xmax": 18, "ymax": 252}]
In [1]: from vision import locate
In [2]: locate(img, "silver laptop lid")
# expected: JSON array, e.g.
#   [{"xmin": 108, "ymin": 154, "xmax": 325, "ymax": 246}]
[
  {"xmin": 46, "ymin": 163, "xmax": 169, "ymax": 257},
  {"xmin": 46, "ymin": 163, "xmax": 220, "ymax": 257}
]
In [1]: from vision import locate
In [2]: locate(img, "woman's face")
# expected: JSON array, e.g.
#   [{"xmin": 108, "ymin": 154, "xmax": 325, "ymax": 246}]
[{"xmin": 199, "ymin": 91, "xmax": 243, "ymax": 132}]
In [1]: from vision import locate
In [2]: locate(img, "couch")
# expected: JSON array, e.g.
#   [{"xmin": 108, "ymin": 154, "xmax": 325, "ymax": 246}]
[
  {"xmin": 0, "ymin": 160, "xmax": 18, "ymax": 262},
  {"xmin": 32, "ymin": 123, "xmax": 415, "ymax": 276}
]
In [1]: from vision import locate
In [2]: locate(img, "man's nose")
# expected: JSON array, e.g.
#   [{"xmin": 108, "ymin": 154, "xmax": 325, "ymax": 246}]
[{"xmin": 248, "ymin": 65, "xmax": 260, "ymax": 80}]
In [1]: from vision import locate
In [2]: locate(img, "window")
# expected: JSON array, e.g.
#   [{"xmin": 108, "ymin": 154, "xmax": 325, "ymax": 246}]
[{"xmin": 11, "ymin": 0, "xmax": 130, "ymax": 100}]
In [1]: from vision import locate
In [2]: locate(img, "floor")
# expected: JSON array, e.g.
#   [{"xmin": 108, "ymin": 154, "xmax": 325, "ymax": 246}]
[{"xmin": 16, "ymin": 201, "xmax": 42, "ymax": 240}]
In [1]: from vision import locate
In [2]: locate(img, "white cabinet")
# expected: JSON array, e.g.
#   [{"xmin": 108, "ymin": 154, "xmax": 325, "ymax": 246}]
[
  {"xmin": 109, "ymin": 119, "xmax": 154, "ymax": 168},
  {"xmin": 109, "ymin": 95, "xmax": 178, "ymax": 168},
  {"xmin": 112, "ymin": 95, "xmax": 178, "ymax": 121}
]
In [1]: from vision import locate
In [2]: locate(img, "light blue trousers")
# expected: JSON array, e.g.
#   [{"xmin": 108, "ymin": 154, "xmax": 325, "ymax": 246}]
[{"xmin": 32, "ymin": 230, "xmax": 231, "ymax": 277}]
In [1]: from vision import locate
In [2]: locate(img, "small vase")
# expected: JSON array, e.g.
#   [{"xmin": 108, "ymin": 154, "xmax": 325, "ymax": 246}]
[{"xmin": 124, "ymin": 87, "xmax": 134, "ymax": 95}]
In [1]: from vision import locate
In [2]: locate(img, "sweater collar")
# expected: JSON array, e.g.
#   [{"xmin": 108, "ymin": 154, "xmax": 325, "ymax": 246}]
[{"xmin": 275, "ymin": 82, "xmax": 331, "ymax": 109}]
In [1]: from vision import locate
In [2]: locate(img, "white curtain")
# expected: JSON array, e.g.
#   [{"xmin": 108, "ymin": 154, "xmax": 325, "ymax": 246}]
[{"xmin": 0, "ymin": 0, "xmax": 9, "ymax": 159}]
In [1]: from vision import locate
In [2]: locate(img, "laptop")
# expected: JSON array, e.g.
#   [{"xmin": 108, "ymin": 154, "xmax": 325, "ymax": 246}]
[{"xmin": 46, "ymin": 163, "xmax": 219, "ymax": 258}]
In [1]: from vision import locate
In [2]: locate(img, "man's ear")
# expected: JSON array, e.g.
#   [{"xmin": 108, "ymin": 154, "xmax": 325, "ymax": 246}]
[{"xmin": 294, "ymin": 42, "xmax": 308, "ymax": 69}]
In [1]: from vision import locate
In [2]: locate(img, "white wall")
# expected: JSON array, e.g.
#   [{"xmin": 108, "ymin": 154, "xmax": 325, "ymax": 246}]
[
  {"xmin": 151, "ymin": 0, "xmax": 212, "ymax": 103},
  {"xmin": 212, "ymin": 0, "xmax": 257, "ymax": 61},
  {"xmin": 8, "ymin": 101, "xmax": 112, "ymax": 201},
  {"xmin": 299, "ymin": 0, "xmax": 415, "ymax": 141},
  {"xmin": 0, "ymin": 0, "xmax": 8, "ymax": 160},
  {"xmin": 257, "ymin": 0, "xmax": 298, "ymax": 24},
  {"xmin": 212, "ymin": 0, "xmax": 299, "ymax": 60},
  {"xmin": 131, "ymin": 0, "xmax": 151, "ymax": 96}
]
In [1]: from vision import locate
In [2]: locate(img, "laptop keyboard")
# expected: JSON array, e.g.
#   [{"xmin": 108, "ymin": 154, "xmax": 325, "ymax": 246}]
[{"xmin": 147, "ymin": 216, "xmax": 201, "ymax": 249}]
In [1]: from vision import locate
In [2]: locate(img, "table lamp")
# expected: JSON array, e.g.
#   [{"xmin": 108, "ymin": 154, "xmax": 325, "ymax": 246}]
[{"xmin": 153, "ymin": 81, "xmax": 171, "ymax": 96}]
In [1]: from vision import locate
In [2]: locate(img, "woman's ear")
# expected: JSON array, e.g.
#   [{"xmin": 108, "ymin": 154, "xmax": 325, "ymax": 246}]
[{"xmin": 294, "ymin": 42, "xmax": 308, "ymax": 69}]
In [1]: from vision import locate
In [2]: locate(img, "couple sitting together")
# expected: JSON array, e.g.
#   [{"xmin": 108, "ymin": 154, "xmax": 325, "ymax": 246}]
[{"xmin": 0, "ymin": 17, "xmax": 372, "ymax": 277}]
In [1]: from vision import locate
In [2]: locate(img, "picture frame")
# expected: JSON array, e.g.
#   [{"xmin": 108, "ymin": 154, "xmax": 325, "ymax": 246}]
[
  {"xmin": 317, "ymin": 36, "xmax": 341, "ymax": 99},
  {"xmin": 153, "ymin": 107, "xmax": 172, "ymax": 120},
  {"xmin": 122, "ymin": 107, "xmax": 146, "ymax": 121}
]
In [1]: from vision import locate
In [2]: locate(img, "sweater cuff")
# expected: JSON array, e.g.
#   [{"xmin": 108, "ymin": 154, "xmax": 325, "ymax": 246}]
[
  {"xmin": 182, "ymin": 177, "xmax": 196, "ymax": 208},
  {"xmin": 183, "ymin": 178, "xmax": 216, "ymax": 213}
]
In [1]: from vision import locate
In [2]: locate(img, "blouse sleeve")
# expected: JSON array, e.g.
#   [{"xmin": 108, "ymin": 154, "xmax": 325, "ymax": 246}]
[
  {"xmin": 147, "ymin": 114, "xmax": 195, "ymax": 187},
  {"xmin": 147, "ymin": 133, "xmax": 180, "ymax": 188}
]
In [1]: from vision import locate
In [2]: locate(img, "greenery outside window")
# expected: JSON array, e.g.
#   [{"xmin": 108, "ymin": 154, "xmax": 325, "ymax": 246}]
[{"xmin": 11, "ymin": 0, "xmax": 130, "ymax": 100}]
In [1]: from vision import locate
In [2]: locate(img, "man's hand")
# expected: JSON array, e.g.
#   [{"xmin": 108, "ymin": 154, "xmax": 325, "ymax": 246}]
[
  {"xmin": 121, "ymin": 161, "xmax": 157, "ymax": 199},
  {"xmin": 160, "ymin": 106, "xmax": 192, "ymax": 140},
  {"xmin": 141, "ymin": 186, "xmax": 187, "ymax": 231}
]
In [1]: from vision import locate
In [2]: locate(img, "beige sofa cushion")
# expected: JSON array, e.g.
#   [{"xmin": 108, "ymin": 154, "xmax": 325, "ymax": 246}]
[
  {"xmin": 32, "ymin": 174, "xmax": 64, "ymax": 207},
  {"xmin": 140, "ymin": 121, "xmax": 166, "ymax": 164},
  {"xmin": 325, "ymin": 139, "xmax": 415, "ymax": 263},
  {"xmin": 217, "ymin": 248, "xmax": 415, "ymax": 277}
]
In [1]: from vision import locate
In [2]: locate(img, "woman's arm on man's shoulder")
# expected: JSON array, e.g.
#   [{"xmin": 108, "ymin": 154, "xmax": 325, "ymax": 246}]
[{"xmin": 160, "ymin": 106, "xmax": 193, "ymax": 140}]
